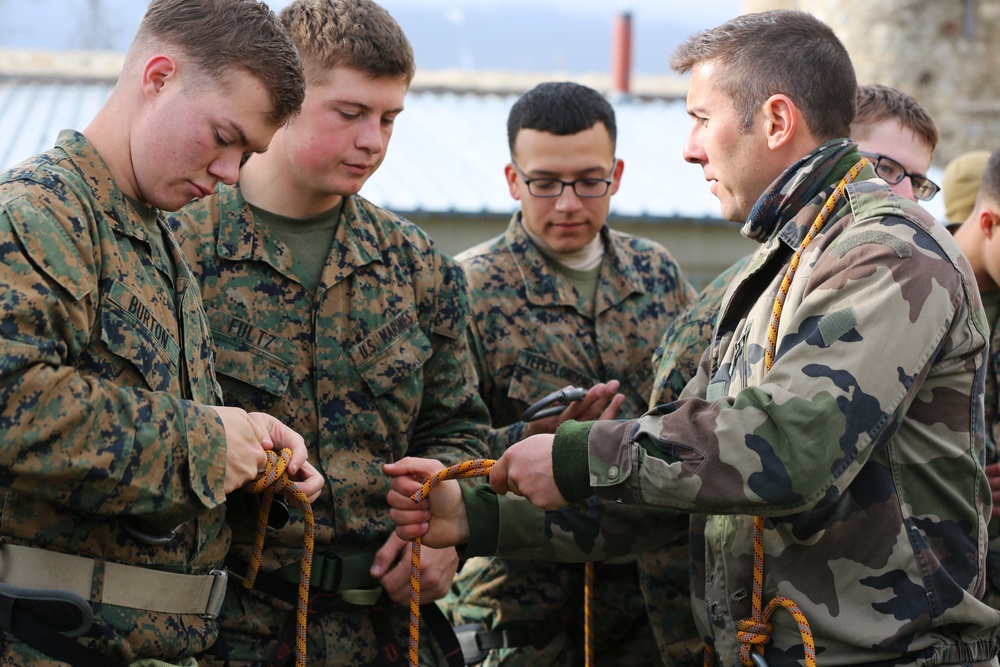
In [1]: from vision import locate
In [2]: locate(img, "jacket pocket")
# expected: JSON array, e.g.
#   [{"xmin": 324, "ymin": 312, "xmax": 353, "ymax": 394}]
[
  {"xmin": 207, "ymin": 309, "xmax": 297, "ymax": 405},
  {"xmin": 350, "ymin": 308, "xmax": 432, "ymax": 397},
  {"xmin": 100, "ymin": 280, "xmax": 179, "ymax": 392}
]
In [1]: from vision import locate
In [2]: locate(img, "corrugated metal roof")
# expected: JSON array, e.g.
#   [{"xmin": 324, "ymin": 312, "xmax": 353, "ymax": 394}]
[
  {"xmin": 0, "ymin": 79, "xmax": 946, "ymax": 222},
  {"xmin": 364, "ymin": 90, "xmax": 724, "ymax": 221}
]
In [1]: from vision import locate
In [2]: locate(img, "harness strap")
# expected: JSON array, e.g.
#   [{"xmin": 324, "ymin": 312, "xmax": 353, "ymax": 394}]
[
  {"xmin": 0, "ymin": 583, "xmax": 126, "ymax": 667},
  {"xmin": 0, "ymin": 543, "xmax": 228, "ymax": 618}
]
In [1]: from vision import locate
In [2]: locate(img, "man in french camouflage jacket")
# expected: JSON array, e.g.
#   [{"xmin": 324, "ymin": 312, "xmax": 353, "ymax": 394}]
[
  {"xmin": 171, "ymin": 1, "xmax": 489, "ymax": 664},
  {"xmin": 389, "ymin": 10, "xmax": 1000, "ymax": 667},
  {"xmin": 0, "ymin": 1, "xmax": 317, "ymax": 665}
]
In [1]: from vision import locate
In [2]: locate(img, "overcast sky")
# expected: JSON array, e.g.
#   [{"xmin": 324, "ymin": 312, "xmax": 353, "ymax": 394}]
[{"xmin": 1, "ymin": 0, "xmax": 743, "ymax": 74}]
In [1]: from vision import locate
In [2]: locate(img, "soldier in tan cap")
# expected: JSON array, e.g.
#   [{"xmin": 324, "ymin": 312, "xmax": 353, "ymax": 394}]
[{"xmin": 943, "ymin": 149, "xmax": 992, "ymax": 223}]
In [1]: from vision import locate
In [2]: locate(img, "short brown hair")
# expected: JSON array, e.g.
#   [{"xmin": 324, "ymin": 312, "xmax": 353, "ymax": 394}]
[
  {"xmin": 852, "ymin": 84, "xmax": 938, "ymax": 153},
  {"xmin": 671, "ymin": 10, "xmax": 855, "ymax": 141},
  {"xmin": 280, "ymin": 0, "xmax": 415, "ymax": 86},
  {"xmin": 980, "ymin": 147, "xmax": 1000, "ymax": 208},
  {"xmin": 130, "ymin": 0, "xmax": 304, "ymax": 126}
]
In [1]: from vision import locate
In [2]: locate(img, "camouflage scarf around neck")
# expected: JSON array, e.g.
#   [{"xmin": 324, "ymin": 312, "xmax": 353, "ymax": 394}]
[{"xmin": 741, "ymin": 138, "xmax": 857, "ymax": 244}]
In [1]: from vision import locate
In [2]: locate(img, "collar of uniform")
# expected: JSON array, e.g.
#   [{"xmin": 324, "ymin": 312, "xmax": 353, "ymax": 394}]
[
  {"xmin": 212, "ymin": 182, "xmax": 296, "ymax": 277},
  {"xmin": 213, "ymin": 186, "xmax": 381, "ymax": 286},
  {"xmin": 320, "ymin": 194, "xmax": 381, "ymax": 287},
  {"xmin": 504, "ymin": 212, "xmax": 644, "ymax": 313},
  {"xmin": 742, "ymin": 137, "xmax": 856, "ymax": 245},
  {"xmin": 55, "ymin": 129, "xmax": 148, "ymax": 243},
  {"xmin": 597, "ymin": 227, "xmax": 648, "ymax": 313}
]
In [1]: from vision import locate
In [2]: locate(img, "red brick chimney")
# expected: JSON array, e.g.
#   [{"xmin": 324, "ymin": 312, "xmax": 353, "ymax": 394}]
[{"xmin": 611, "ymin": 11, "xmax": 633, "ymax": 98}]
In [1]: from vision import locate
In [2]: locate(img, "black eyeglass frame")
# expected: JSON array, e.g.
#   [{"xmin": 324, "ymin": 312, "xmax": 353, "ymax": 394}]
[
  {"xmin": 859, "ymin": 151, "xmax": 940, "ymax": 201},
  {"xmin": 510, "ymin": 159, "xmax": 618, "ymax": 199}
]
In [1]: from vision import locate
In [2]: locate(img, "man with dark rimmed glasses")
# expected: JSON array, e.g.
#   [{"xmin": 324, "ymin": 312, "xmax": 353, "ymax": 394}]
[
  {"xmin": 445, "ymin": 81, "xmax": 697, "ymax": 667},
  {"xmin": 851, "ymin": 83, "xmax": 939, "ymax": 202}
]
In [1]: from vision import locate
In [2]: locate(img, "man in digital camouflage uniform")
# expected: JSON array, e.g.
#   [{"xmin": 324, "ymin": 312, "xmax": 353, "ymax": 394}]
[
  {"xmin": 389, "ymin": 10, "xmax": 1000, "ymax": 667},
  {"xmin": 170, "ymin": 1, "xmax": 489, "ymax": 665},
  {"xmin": 952, "ymin": 147, "xmax": 1000, "ymax": 613},
  {"xmin": 0, "ymin": 1, "xmax": 322, "ymax": 665},
  {"xmin": 446, "ymin": 81, "xmax": 695, "ymax": 667}
]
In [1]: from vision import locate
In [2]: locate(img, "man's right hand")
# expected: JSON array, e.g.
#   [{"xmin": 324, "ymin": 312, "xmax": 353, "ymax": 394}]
[
  {"xmin": 212, "ymin": 406, "xmax": 272, "ymax": 494},
  {"xmin": 384, "ymin": 457, "xmax": 470, "ymax": 548}
]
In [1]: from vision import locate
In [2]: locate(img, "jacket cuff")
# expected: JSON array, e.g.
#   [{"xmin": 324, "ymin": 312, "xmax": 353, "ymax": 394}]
[
  {"xmin": 460, "ymin": 484, "xmax": 500, "ymax": 557},
  {"xmin": 552, "ymin": 420, "xmax": 595, "ymax": 504}
]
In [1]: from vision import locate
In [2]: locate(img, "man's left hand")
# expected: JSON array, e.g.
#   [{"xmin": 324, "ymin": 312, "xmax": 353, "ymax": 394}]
[{"xmin": 370, "ymin": 531, "xmax": 459, "ymax": 604}]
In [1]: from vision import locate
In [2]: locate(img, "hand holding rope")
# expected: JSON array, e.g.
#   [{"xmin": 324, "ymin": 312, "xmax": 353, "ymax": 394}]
[
  {"xmin": 406, "ymin": 460, "xmax": 597, "ymax": 667},
  {"xmin": 242, "ymin": 448, "xmax": 317, "ymax": 667}
]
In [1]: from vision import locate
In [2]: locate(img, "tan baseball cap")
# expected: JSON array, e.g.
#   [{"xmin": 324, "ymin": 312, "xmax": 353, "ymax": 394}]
[{"xmin": 942, "ymin": 150, "xmax": 991, "ymax": 223}]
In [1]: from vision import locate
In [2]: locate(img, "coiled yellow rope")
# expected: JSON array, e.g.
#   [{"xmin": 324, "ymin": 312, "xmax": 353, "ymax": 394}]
[
  {"xmin": 707, "ymin": 158, "xmax": 866, "ymax": 667},
  {"xmin": 407, "ymin": 459, "xmax": 596, "ymax": 667},
  {"xmin": 243, "ymin": 448, "xmax": 317, "ymax": 667}
]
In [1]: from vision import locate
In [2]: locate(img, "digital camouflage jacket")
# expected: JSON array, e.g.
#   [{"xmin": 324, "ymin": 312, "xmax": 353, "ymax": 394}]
[
  {"xmin": 172, "ymin": 184, "xmax": 489, "ymax": 664},
  {"xmin": 0, "ymin": 130, "xmax": 229, "ymax": 663},
  {"xmin": 469, "ymin": 140, "xmax": 1000, "ymax": 667},
  {"xmin": 450, "ymin": 213, "xmax": 694, "ymax": 666},
  {"xmin": 458, "ymin": 212, "xmax": 695, "ymax": 454}
]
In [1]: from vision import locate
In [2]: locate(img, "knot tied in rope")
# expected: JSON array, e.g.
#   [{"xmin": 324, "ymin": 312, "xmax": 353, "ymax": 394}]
[{"xmin": 243, "ymin": 448, "xmax": 316, "ymax": 667}]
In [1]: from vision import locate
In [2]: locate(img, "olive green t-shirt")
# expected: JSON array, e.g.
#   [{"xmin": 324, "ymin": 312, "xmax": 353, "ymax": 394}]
[
  {"xmin": 547, "ymin": 258, "xmax": 603, "ymax": 310},
  {"xmin": 248, "ymin": 200, "xmax": 344, "ymax": 293}
]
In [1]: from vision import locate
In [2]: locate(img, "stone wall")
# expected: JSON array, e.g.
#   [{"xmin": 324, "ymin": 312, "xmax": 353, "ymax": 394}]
[{"xmin": 743, "ymin": 0, "xmax": 1000, "ymax": 166}]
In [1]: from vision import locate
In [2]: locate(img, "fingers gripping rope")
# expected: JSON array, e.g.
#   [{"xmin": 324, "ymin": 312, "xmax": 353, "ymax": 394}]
[
  {"xmin": 408, "ymin": 460, "xmax": 495, "ymax": 667},
  {"xmin": 407, "ymin": 461, "xmax": 597, "ymax": 667},
  {"xmin": 243, "ymin": 449, "xmax": 316, "ymax": 667}
]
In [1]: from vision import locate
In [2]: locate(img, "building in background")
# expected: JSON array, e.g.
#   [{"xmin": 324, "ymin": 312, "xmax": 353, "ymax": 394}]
[
  {"xmin": 0, "ymin": 48, "xmax": 761, "ymax": 287},
  {"xmin": 746, "ymin": 0, "xmax": 1000, "ymax": 165}
]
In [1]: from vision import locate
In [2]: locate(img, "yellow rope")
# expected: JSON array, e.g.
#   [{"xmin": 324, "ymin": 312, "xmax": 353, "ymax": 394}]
[
  {"xmin": 407, "ymin": 459, "xmax": 597, "ymax": 667},
  {"xmin": 242, "ymin": 448, "xmax": 317, "ymax": 667},
  {"xmin": 705, "ymin": 159, "xmax": 866, "ymax": 667}
]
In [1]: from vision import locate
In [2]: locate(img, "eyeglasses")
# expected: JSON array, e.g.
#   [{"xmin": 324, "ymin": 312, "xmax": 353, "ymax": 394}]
[
  {"xmin": 511, "ymin": 159, "xmax": 617, "ymax": 198},
  {"xmin": 859, "ymin": 151, "xmax": 940, "ymax": 201}
]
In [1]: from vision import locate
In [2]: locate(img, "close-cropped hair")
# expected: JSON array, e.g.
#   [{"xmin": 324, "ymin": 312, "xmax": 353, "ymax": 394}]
[
  {"xmin": 280, "ymin": 0, "xmax": 415, "ymax": 85},
  {"xmin": 130, "ymin": 0, "xmax": 304, "ymax": 126},
  {"xmin": 980, "ymin": 147, "xmax": 1000, "ymax": 206},
  {"xmin": 852, "ymin": 83, "xmax": 938, "ymax": 152},
  {"xmin": 670, "ymin": 9, "xmax": 855, "ymax": 141},
  {"xmin": 507, "ymin": 81, "xmax": 617, "ymax": 153}
]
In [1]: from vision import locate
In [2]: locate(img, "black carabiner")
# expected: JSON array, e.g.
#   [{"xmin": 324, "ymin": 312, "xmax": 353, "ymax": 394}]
[{"xmin": 521, "ymin": 387, "xmax": 589, "ymax": 422}]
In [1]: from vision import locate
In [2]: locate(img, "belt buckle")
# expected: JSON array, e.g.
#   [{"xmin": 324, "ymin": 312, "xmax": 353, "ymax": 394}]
[
  {"xmin": 453, "ymin": 624, "xmax": 487, "ymax": 665},
  {"xmin": 202, "ymin": 569, "xmax": 228, "ymax": 620}
]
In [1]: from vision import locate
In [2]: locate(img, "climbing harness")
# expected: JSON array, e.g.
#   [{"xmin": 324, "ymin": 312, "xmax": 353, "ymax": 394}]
[
  {"xmin": 407, "ymin": 460, "xmax": 597, "ymax": 667},
  {"xmin": 707, "ymin": 158, "xmax": 867, "ymax": 667},
  {"xmin": 521, "ymin": 387, "xmax": 589, "ymax": 422},
  {"xmin": 242, "ymin": 448, "xmax": 317, "ymax": 667}
]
